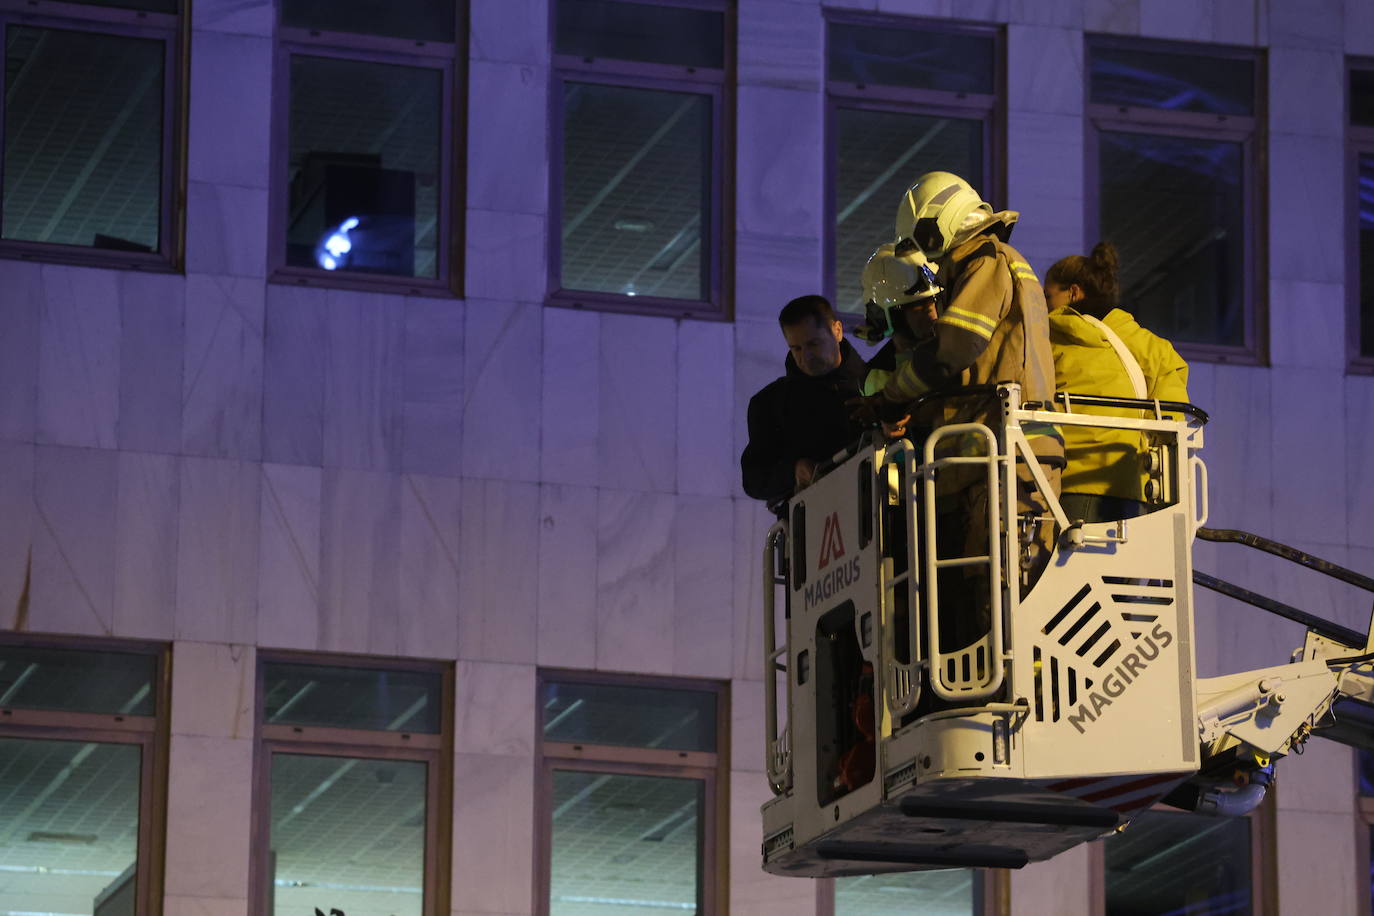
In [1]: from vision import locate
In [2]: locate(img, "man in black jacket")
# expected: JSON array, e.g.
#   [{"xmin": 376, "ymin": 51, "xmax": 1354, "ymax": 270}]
[{"xmin": 741, "ymin": 296, "xmax": 871, "ymax": 505}]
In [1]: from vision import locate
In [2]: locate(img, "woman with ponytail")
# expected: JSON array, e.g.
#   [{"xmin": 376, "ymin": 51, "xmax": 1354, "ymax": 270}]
[{"xmin": 1044, "ymin": 242, "xmax": 1190, "ymax": 522}]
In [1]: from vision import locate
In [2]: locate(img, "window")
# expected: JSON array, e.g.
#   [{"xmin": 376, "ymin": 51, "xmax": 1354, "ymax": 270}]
[
  {"xmin": 0, "ymin": 636, "xmax": 168, "ymax": 915},
  {"xmin": 1357, "ymin": 749, "xmax": 1374, "ymax": 914},
  {"xmin": 253, "ymin": 655, "xmax": 453, "ymax": 916},
  {"xmin": 549, "ymin": 0, "xmax": 730, "ymax": 318},
  {"xmin": 1087, "ymin": 38, "xmax": 1263, "ymax": 360},
  {"xmin": 1349, "ymin": 61, "xmax": 1374, "ymax": 371},
  {"xmin": 826, "ymin": 15, "xmax": 999, "ymax": 318},
  {"xmin": 270, "ymin": 0, "xmax": 463, "ymax": 294},
  {"xmin": 834, "ymin": 869, "xmax": 984, "ymax": 915},
  {"xmin": 0, "ymin": 0, "xmax": 181, "ymax": 268},
  {"xmin": 537, "ymin": 673, "xmax": 726, "ymax": 915}
]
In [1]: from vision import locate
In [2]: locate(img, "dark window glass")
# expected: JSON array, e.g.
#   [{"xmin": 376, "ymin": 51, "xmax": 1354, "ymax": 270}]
[
  {"xmin": 1090, "ymin": 46, "xmax": 1255, "ymax": 116},
  {"xmin": 0, "ymin": 738, "xmax": 142, "ymax": 914},
  {"xmin": 1353, "ymin": 69, "xmax": 1374, "ymax": 127},
  {"xmin": 556, "ymin": 0, "xmax": 724, "ymax": 70},
  {"xmin": 836, "ymin": 868, "xmax": 976, "ymax": 914},
  {"xmin": 1104, "ymin": 810, "xmax": 1251, "ymax": 915},
  {"xmin": 1099, "ymin": 130, "xmax": 1246, "ymax": 347},
  {"xmin": 829, "ymin": 22, "xmax": 994, "ymax": 95},
  {"xmin": 1360, "ymin": 154, "xmax": 1374, "ymax": 358},
  {"xmin": 3, "ymin": 27, "xmax": 164, "ymax": 252},
  {"xmin": 542, "ymin": 679, "xmax": 718, "ymax": 752},
  {"xmin": 262, "ymin": 661, "xmax": 444, "ymax": 733},
  {"xmin": 549, "ymin": 770, "xmax": 703, "ymax": 912},
  {"xmin": 270, "ymin": 754, "xmax": 427, "ymax": 915},
  {"xmin": 560, "ymin": 82, "xmax": 710, "ymax": 301},
  {"xmin": 281, "ymin": 0, "xmax": 456, "ymax": 43},
  {"xmin": 0, "ymin": 644, "xmax": 157, "ymax": 716},
  {"xmin": 1359, "ymin": 747, "xmax": 1374, "ymax": 794},
  {"xmin": 834, "ymin": 107, "xmax": 982, "ymax": 314},
  {"xmin": 68, "ymin": 0, "xmax": 178, "ymax": 11},
  {"xmin": 286, "ymin": 55, "xmax": 442, "ymax": 279}
]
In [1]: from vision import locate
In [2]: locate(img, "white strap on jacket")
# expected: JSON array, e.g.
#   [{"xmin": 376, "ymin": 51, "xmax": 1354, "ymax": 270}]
[{"xmin": 1082, "ymin": 314, "xmax": 1147, "ymax": 399}]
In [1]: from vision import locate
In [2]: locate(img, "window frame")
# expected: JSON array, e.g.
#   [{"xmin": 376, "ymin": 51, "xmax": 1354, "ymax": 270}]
[
  {"xmin": 0, "ymin": 0, "xmax": 184, "ymax": 271},
  {"xmin": 1084, "ymin": 34, "xmax": 1268, "ymax": 365},
  {"xmin": 0, "ymin": 632, "xmax": 170, "ymax": 916},
  {"xmin": 546, "ymin": 0, "xmax": 733, "ymax": 321},
  {"xmin": 1347, "ymin": 57, "xmax": 1374, "ymax": 375},
  {"xmin": 249, "ymin": 650, "xmax": 455, "ymax": 916},
  {"xmin": 534, "ymin": 668, "xmax": 729, "ymax": 916},
  {"xmin": 823, "ymin": 12, "xmax": 1004, "ymax": 321},
  {"xmin": 817, "ymin": 868, "xmax": 999, "ymax": 915},
  {"xmin": 267, "ymin": 6, "xmax": 467, "ymax": 297}
]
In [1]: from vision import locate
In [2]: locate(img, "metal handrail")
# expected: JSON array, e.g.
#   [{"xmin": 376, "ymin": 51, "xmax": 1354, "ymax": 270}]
[
  {"xmin": 879, "ymin": 439, "xmax": 924, "ymax": 717},
  {"xmin": 762, "ymin": 521, "xmax": 791, "ymax": 794}
]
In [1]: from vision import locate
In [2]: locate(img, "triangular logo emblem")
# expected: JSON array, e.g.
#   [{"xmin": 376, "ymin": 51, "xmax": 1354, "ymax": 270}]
[{"xmin": 817, "ymin": 512, "xmax": 846, "ymax": 570}]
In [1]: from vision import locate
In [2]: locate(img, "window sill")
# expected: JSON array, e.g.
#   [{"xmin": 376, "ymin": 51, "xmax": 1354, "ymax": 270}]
[
  {"xmin": 1172, "ymin": 341, "xmax": 1266, "ymax": 367},
  {"xmin": 269, "ymin": 266, "xmax": 459, "ymax": 299},
  {"xmin": 0, "ymin": 241, "xmax": 178, "ymax": 274},
  {"xmin": 546, "ymin": 287, "xmax": 728, "ymax": 322}
]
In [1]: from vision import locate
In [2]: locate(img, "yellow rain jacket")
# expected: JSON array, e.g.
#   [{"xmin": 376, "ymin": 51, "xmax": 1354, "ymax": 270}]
[{"xmin": 1049, "ymin": 306, "xmax": 1189, "ymax": 501}]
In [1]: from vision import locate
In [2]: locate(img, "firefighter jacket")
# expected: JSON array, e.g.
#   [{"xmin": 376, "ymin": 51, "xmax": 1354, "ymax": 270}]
[
  {"xmin": 741, "ymin": 339, "xmax": 871, "ymax": 503},
  {"xmin": 875, "ymin": 212, "xmax": 1063, "ymax": 467},
  {"xmin": 1049, "ymin": 306, "xmax": 1190, "ymax": 501}
]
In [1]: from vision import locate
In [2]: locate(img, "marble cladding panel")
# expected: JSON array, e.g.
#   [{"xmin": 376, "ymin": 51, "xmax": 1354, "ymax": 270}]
[
  {"xmin": 536, "ymin": 483, "xmax": 598, "ymax": 669},
  {"xmin": 1181, "ymin": 360, "xmax": 1215, "ymax": 418},
  {"xmin": 398, "ymin": 473, "xmax": 462, "ymax": 658},
  {"xmin": 257, "ymin": 462, "xmax": 322, "ymax": 650},
  {"xmin": 734, "ymin": 232, "xmax": 824, "ymax": 324},
  {"xmin": 454, "ymin": 661, "xmax": 536, "ymax": 756},
  {"xmin": 262, "ymin": 284, "xmax": 326, "ymax": 466},
  {"xmin": 451, "ymin": 753, "xmax": 536, "ymax": 914},
  {"xmin": 597, "ymin": 313, "xmax": 678, "ymax": 493},
  {"xmin": 1008, "ymin": 842, "xmax": 1091, "ymax": 916},
  {"xmin": 1270, "ymin": 279, "xmax": 1345, "ymax": 370},
  {"xmin": 183, "ymin": 274, "xmax": 265, "ymax": 461},
  {"xmin": 191, "ymin": 0, "xmax": 273, "ymax": 35},
  {"xmin": 737, "ymin": 0, "xmax": 824, "ymax": 90},
  {"xmin": 163, "ymin": 734, "xmax": 254, "ymax": 899},
  {"xmin": 113, "ymin": 451, "xmax": 179, "ymax": 640},
  {"xmin": 1271, "ymin": 368, "xmax": 1346, "ymax": 547},
  {"xmin": 465, "ymin": 208, "xmax": 548, "ymax": 305},
  {"xmin": 457, "ymin": 478, "xmax": 540, "ymax": 663},
  {"xmin": 319, "ymin": 467, "xmax": 402, "ymax": 654},
  {"xmin": 732, "ymin": 497, "xmax": 776, "ymax": 681},
  {"xmin": 185, "ymin": 181, "xmax": 270, "ymax": 279},
  {"xmin": 0, "ymin": 442, "xmax": 34, "ymax": 630},
  {"xmin": 1005, "ymin": 112, "xmax": 1085, "ymax": 273},
  {"xmin": 1268, "ymin": 135, "xmax": 1345, "ymax": 285},
  {"xmin": 470, "ymin": 0, "xmax": 547, "ymax": 65},
  {"xmin": 462, "ymin": 300, "xmax": 543, "ymax": 481},
  {"xmin": 1008, "ymin": 0, "xmax": 1084, "ymax": 28},
  {"xmin": 0, "ymin": 262, "xmax": 41, "ymax": 442},
  {"xmin": 1269, "ymin": 46, "xmax": 1344, "ymax": 140},
  {"xmin": 37, "ymin": 265, "xmax": 120, "ymax": 449},
  {"xmin": 1199, "ymin": 365, "xmax": 1272, "ymax": 537},
  {"xmin": 1212, "ymin": 0, "xmax": 1266, "ymax": 45},
  {"xmin": 1274, "ymin": 810, "xmax": 1358, "ymax": 916},
  {"xmin": 1275, "ymin": 735, "xmax": 1354, "ymax": 814},
  {"xmin": 186, "ymin": 32, "xmax": 272, "ymax": 188},
  {"xmin": 540, "ymin": 308, "xmax": 600, "ymax": 487},
  {"xmin": 728, "ymin": 771, "xmax": 820, "ymax": 915},
  {"xmin": 1193, "ymin": 538, "xmax": 1310, "ymax": 678},
  {"xmin": 736, "ymin": 86, "xmax": 824, "ymax": 237},
  {"xmin": 169, "ymin": 641, "xmax": 255, "ymax": 739},
  {"xmin": 1267, "ymin": 0, "xmax": 1344, "ymax": 50},
  {"xmin": 176, "ymin": 456, "xmax": 260, "ymax": 644},
  {"xmin": 1347, "ymin": 375, "xmax": 1374, "ymax": 549},
  {"xmin": 733, "ymin": 319, "xmax": 786, "ymax": 480},
  {"xmin": 119, "ymin": 271, "xmax": 184, "ymax": 454},
  {"xmin": 677, "ymin": 320, "xmax": 737, "ymax": 497},
  {"xmin": 672, "ymin": 496, "xmax": 736, "ymax": 678},
  {"xmin": 1084, "ymin": 0, "xmax": 1139, "ymax": 33},
  {"xmin": 162, "ymin": 897, "xmax": 249, "ymax": 916},
  {"xmin": 402, "ymin": 297, "xmax": 465, "ymax": 477},
  {"xmin": 322, "ymin": 289, "xmax": 405, "ymax": 471},
  {"xmin": 875, "ymin": 0, "xmax": 1007, "ymax": 18},
  {"xmin": 595, "ymin": 488, "xmax": 676, "ymax": 674},
  {"xmin": 821, "ymin": 0, "xmax": 878, "ymax": 9},
  {"xmin": 29, "ymin": 445, "xmax": 117, "ymax": 636},
  {"xmin": 467, "ymin": 60, "xmax": 549, "ymax": 216},
  {"xmin": 1137, "ymin": 0, "xmax": 1212, "ymax": 41},
  {"xmin": 1348, "ymin": 0, "xmax": 1374, "ymax": 55},
  {"xmin": 731, "ymin": 677, "xmax": 766, "ymax": 774},
  {"xmin": 1008, "ymin": 25, "xmax": 1084, "ymax": 116}
]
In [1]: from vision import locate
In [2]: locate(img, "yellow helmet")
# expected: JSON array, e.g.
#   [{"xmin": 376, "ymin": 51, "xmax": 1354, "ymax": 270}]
[
  {"xmin": 894, "ymin": 171, "xmax": 991, "ymax": 259},
  {"xmin": 854, "ymin": 243, "xmax": 942, "ymax": 342}
]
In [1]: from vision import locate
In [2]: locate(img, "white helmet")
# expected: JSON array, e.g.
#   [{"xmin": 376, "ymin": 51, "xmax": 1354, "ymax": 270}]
[
  {"xmin": 855, "ymin": 243, "xmax": 943, "ymax": 342},
  {"xmin": 894, "ymin": 171, "xmax": 992, "ymax": 259}
]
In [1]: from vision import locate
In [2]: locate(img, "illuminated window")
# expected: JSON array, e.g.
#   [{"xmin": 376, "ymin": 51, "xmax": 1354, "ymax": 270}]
[
  {"xmin": 550, "ymin": 0, "xmax": 730, "ymax": 318},
  {"xmin": 272, "ymin": 1, "xmax": 462, "ymax": 293},
  {"xmin": 1349, "ymin": 61, "xmax": 1374, "ymax": 371},
  {"xmin": 826, "ymin": 16, "xmax": 999, "ymax": 319},
  {"xmin": 538, "ymin": 673, "xmax": 726, "ymax": 915},
  {"xmin": 254, "ymin": 655, "xmax": 452, "ymax": 915},
  {"xmin": 0, "ymin": 2, "xmax": 181, "ymax": 268},
  {"xmin": 0, "ymin": 636, "xmax": 167, "ymax": 915},
  {"xmin": 1103, "ymin": 807, "xmax": 1264, "ymax": 915},
  {"xmin": 1087, "ymin": 38, "xmax": 1263, "ymax": 360}
]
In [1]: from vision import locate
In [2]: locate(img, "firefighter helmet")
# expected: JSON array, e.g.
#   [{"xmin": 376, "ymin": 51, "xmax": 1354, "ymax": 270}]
[
  {"xmin": 854, "ymin": 243, "xmax": 943, "ymax": 342},
  {"xmin": 894, "ymin": 171, "xmax": 992, "ymax": 259}
]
